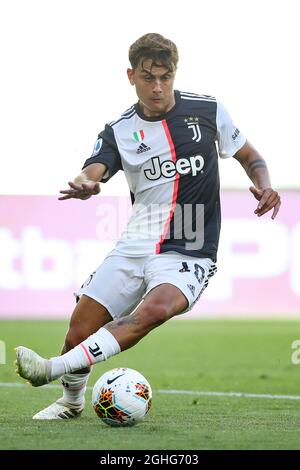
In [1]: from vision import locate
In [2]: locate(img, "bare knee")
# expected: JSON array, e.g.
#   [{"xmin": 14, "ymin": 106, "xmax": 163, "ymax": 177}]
[{"xmin": 134, "ymin": 301, "xmax": 172, "ymax": 332}]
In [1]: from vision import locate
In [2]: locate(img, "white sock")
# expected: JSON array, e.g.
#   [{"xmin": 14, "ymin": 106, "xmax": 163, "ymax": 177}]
[
  {"xmin": 60, "ymin": 372, "xmax": 90, "ymax": 407},
  {"xmin": 50, "ymin": 328, "xmax": 121, "ymax": 380}
]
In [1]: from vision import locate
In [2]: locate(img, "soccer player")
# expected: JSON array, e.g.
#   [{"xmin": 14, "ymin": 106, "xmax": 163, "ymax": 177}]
[{"xmin": 15, "ymin": 33, "xmax": 281, "ymax": 419}]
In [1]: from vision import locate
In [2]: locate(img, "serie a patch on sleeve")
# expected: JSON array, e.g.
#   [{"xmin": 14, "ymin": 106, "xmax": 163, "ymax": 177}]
[{"xmin": 91, "ymin": 138, "xmax": 103, "ymax": 156}]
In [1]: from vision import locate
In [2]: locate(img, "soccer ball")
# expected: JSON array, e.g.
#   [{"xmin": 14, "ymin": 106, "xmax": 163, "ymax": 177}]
[{"xmin": 92, "ymin": 367, "xmax": 152, "ymax": 427}]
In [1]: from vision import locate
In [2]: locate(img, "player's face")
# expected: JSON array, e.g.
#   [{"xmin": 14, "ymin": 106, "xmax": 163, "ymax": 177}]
[{"xmin": 127, "ymin": 59, "xmax": 176, "ymax": 118}]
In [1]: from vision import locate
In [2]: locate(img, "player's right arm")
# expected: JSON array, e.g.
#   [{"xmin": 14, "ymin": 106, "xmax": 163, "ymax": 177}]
[
  {"xmin": 58, "ymin": 163, "xmax": 107, "ymax": 201},
  {"xmin": 59, "ymin": 124, "xmax": 122, "ymax": 201}
]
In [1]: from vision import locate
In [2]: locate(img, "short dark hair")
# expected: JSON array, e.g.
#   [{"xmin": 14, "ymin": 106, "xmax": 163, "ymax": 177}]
[{"xmin": 129, "ymin": 33, "xmax": 178, "ymax": 72}]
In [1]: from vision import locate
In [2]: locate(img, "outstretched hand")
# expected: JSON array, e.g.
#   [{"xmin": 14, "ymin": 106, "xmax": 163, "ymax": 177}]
[
  {"xmin": 58, "ymin": 181, "xmax": 100, "ymax": 201},
  {"xmin": 249, "ymin": 186, "xmax": 281, "ymax": 219}
]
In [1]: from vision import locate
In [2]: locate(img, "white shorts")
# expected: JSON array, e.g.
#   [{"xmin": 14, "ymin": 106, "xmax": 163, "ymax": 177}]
[{"xmin": 76, "ymin": 251, "xmax": 217, "ymax": 320}]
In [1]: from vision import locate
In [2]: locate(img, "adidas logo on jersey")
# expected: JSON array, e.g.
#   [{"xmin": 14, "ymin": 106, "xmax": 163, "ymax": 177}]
[{"xmin": 136, "ymin": 142, "xmax": 151, "ymax": 154}]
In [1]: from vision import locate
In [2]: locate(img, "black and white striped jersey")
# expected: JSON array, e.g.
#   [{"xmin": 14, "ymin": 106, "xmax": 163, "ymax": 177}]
[{"xmin": 83, "ymin": 90, "xmax": 246, "ymax": 261}]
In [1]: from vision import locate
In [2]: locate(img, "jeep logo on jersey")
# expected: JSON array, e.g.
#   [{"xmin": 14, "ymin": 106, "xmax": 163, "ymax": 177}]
[{"xmin": 144, "ymin": 155, "xmax": 204, "ymax": 180}]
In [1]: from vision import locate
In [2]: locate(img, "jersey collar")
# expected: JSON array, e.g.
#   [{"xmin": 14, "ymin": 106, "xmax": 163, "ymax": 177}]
[{"xmin": 134, "ymin": 90, "xmax": 180, "ymax": 122}]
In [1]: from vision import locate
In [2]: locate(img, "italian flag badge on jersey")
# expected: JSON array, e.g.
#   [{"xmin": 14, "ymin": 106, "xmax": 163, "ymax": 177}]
[{"xmin": 133, "ymin": 130, "xmax": 145, "ymax": 142}]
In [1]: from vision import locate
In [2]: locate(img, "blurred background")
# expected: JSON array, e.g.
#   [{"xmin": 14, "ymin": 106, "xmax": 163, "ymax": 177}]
[{"xmin": 1, "ymin": 0, "xmax": 299, "ymax": 318}]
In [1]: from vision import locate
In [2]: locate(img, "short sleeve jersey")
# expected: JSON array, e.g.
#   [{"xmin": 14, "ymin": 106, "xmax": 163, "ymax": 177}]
[{"xmin": 83, "ymin": 90, "xmax": 246, "ymax": 262}]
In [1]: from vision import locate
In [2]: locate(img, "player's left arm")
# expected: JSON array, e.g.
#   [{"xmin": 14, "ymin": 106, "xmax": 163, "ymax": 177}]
[{"xmin": 233, "ymin": 140, "xmax": 281, "ymax": 219}]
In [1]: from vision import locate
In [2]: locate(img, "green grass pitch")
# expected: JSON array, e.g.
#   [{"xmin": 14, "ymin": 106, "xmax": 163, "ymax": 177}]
[{"xmin": 1, "ymin": 319, "xmax": 300, "ymax": 450}]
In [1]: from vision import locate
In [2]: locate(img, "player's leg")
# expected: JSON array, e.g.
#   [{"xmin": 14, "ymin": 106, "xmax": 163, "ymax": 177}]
[
  {"xmin": 16, "ymin": 282, "xmax": 187, "ymax": 388},
  {"xmin": 27, "ymin": 295, "xmax": 113, "ymax": 419},
  {"xmin": 56, "ymin": 295, "xmax": 113, "ymax": 414},
  {"xmin": 105, "ymin": 282, "xmax": 188, "ymax": 349},
  {"xmin": 16, "ymin": 255, "xmax": 216, "ymax": 387},
  {"xmin": 15, "ymin": 254, "xmax": 146, "ymax": 398},
  {"xmin": 40, "ymin": 254, "xmax": 216, "ymax": 372},
  {"xmin": 107, "ymin": 253, "xmax": 217, "ymax": 350}
]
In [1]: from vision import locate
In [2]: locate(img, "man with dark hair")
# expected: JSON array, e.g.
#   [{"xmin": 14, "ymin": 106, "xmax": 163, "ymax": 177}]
[
  {"xmin": 128, "ymin": 32, "xmax": 179, "ymax": 71},
  {"xmin": 16, "ymin": 33, "xmax": 280, "ymax": 420}
]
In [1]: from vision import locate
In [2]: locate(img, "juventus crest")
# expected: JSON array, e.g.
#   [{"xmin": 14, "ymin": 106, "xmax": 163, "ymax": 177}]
[{"xmin": 185, "ymin": 117, "xmax": 202, "ymax": 143}]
